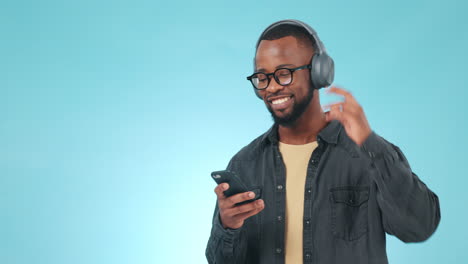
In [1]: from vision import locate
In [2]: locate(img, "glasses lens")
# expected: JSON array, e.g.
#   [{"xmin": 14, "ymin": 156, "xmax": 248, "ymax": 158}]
[
  {"xmin": 275, "ymin": 69, "xmax": 292, "ymax": 85},
  {"xmin": 251, "ymin": 73, "xmax": 268, "ymax": 89}
]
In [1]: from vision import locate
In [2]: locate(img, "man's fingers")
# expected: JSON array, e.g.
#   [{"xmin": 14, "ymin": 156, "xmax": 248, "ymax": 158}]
[
  {"xmin": 323, "ymin": 102, "xmax": 344, "ymax": 112},
  {"xmin": 326, "ymin": 86, "xmax": 358, "ymax": 105},
  {"xmin": 325, "ymin": 106, "xmax": 351, "ymax": 125},
  {"xmin": 326, "ymin": 86, "xmax": 351, "ymax": 98},
  {"xmin": 224, "ymin": 191, "xmax": 256, "ymax": 207},
  {"xmin": 233, "ymin": 200, "xmax": 265, "ymax": 220},
  {"xmin": 215, "ymin": 186, "xmax": 257, "ymax": 209},
  {"xmin": 326, "ymin": 104, "xmax": 343, "ymax": 120},
  {"xmin": 224, "ymin": 199, "xmax": 264, "ymax": 216},
  {"xmin": 219, "ymin": 199, "xmax": 265, "ymax": 229},
  {"xmin": 324, "ymin": 101, "xmax": 361, "ymax": 117},
  {"xmin": 214, "ymin": 183, "xmax": 229, "ymax": 200}
]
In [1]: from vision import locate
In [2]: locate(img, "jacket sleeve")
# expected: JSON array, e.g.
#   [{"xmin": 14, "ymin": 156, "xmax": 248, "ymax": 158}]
[
  {"xmin": 205, "ymin": 159, "xmax": 248, "ymax": 263},
  {"xmin": 360, "ymin": 131, "xmax": 441, "ymax": 242}
]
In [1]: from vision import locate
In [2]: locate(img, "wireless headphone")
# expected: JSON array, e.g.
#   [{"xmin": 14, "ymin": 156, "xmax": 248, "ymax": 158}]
[{"xmin": 253, "ymin": 19, "xmax": 334, "ymax": 100}]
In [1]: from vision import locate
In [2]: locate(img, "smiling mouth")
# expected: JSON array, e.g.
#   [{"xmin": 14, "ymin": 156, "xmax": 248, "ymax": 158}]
[
  {"xmin": 268, "ymin": 95, "xmax": 293, "ymax": 110},
  {"xmin": 269, "ymin": 96, "xmax": 292, "ymax": 105}
]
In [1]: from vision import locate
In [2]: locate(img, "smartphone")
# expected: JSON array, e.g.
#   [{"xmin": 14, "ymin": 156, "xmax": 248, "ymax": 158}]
[{"xmin": 211, "ymin": 170, "xmax": 261, "ymax": 205}]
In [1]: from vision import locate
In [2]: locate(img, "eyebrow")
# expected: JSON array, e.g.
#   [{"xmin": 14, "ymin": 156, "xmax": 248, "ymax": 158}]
[{"xmin": 256, "ymin": 63, "xmax": 296, "ymax": 73}]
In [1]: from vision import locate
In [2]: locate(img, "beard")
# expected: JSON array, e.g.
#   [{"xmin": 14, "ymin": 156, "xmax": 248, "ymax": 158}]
[{"xmin": 266, "ymin": 86, "xmax": 314, "ymax": 127}]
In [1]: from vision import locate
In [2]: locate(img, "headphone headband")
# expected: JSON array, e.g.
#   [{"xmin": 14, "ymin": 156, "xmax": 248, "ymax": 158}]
[{"xmin": 255, "ymin": 19, "xmax": 327, "ymax": 55}]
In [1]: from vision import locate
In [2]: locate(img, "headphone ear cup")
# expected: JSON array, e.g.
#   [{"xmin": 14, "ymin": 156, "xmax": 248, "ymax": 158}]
[{"xmin": 310, "ymin": 54, "xmax": 334, "ymax": 89}]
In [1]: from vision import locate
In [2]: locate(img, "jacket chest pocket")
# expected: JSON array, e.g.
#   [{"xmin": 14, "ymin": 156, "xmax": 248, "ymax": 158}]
[{"xmin": 329, "ymin": 186, "xmax": 370, "ymax": 241}]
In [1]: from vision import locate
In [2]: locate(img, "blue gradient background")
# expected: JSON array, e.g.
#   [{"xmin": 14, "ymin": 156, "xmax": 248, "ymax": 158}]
[{"xmin": 1, "ymin": 0, "xmax": 467, "ymax": 263}]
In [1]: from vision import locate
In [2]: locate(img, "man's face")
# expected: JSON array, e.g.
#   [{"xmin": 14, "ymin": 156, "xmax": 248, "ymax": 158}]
[{"xmin": 255, "ymin": 36, "xmax": 314, "ymax": 127}]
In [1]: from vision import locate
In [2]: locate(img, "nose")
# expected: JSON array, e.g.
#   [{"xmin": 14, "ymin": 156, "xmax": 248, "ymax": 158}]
[{"xmin": 265, "ymin": 76, "xmax": 285, "ymax": 94}]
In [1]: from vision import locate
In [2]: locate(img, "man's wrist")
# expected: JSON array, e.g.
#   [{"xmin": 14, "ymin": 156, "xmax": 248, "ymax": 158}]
[
  {"xmin": 359, "ymin": 131, "xmax": 388, "ymax": 159},
  {"xmin": 214, "ymin": 213, "xmax": 242, "ymax": 236}
]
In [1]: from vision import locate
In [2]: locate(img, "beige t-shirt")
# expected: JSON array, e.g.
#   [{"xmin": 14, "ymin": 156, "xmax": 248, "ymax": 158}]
[{"xmin": 278, "ymin": 140, "xmax": 318, "ymax": 264}]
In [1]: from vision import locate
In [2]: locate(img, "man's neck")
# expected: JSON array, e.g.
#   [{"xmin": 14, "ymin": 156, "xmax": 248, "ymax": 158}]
[{"xmin": 277, "ymin": 107, "xmax": 328, "ymax": 145}]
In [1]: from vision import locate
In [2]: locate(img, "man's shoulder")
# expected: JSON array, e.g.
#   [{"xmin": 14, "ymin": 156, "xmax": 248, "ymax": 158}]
[
  {"xmin": 335, "ymin": 125, "xmax": 403, "ymax": 161},
  {"xmin": 230, "ymin": 128, "xmax": 272, "ymax": 162}
]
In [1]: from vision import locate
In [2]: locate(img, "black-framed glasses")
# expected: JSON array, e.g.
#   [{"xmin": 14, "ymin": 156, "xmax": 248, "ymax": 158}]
[{"xmin": 246, "ymin": 64, "xmax": 312, "ymax": 90}]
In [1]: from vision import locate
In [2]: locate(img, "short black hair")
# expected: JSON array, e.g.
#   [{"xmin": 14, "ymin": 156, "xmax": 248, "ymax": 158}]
[{"xmin": 257, "ymin": 24, "xmax": 318, "ymax": 53}]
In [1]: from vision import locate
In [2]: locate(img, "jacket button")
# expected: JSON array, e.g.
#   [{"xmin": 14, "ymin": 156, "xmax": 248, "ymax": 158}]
[
  {"xmin": 276, "ymin": 248, "xmax": 282, "ymax": 254},
  {"xmin": 305, "ymin": 253, "xmax": 311, "ymax": 259},
  {"xmin": 277, "ymin": 215, "xmax": 283, "ymax": 221},
  {"xmin": 277, "ymin": 185, "xmax": 283, "ymax": 190}
]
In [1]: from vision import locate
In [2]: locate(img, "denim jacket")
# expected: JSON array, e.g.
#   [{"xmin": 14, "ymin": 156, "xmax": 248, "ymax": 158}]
[{"xmin": 205, "ymin": 120, "xmax": 440, "ymax": 264}]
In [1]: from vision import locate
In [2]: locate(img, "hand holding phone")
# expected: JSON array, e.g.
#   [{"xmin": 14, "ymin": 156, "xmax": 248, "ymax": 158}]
[
  {"xmin": 211, "ymin": 170, "xmax": 261, "ymax": 204},
  {"xmin": 211, "ymin": 170, "xmax": 264, "ymax": 229}
]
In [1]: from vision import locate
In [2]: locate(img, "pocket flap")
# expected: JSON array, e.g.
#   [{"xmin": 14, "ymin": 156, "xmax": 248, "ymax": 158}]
[{"xmin": 330, "ymin": 187, "xmax": 369, "ymax": 207}]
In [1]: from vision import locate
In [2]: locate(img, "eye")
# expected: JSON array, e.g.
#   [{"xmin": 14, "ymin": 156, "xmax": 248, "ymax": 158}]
[
  {"xmin": 276, "ymin": 69, "xmax": 291, "ymax": 77},
  {"xmin": 254, "ymin": 73, "xmax": 268, "ymax": 82}
]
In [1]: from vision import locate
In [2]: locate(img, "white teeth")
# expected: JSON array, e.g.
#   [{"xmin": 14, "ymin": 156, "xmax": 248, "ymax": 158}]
[{"xmin": 272, "ymin": 97, "xmax": 290, "ymax": 105}]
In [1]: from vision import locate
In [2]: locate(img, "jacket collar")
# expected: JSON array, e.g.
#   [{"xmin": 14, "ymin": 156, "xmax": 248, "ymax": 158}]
[{"xmin": 261, "ymin": 120, "xmax": 342, "ymax": 145}]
